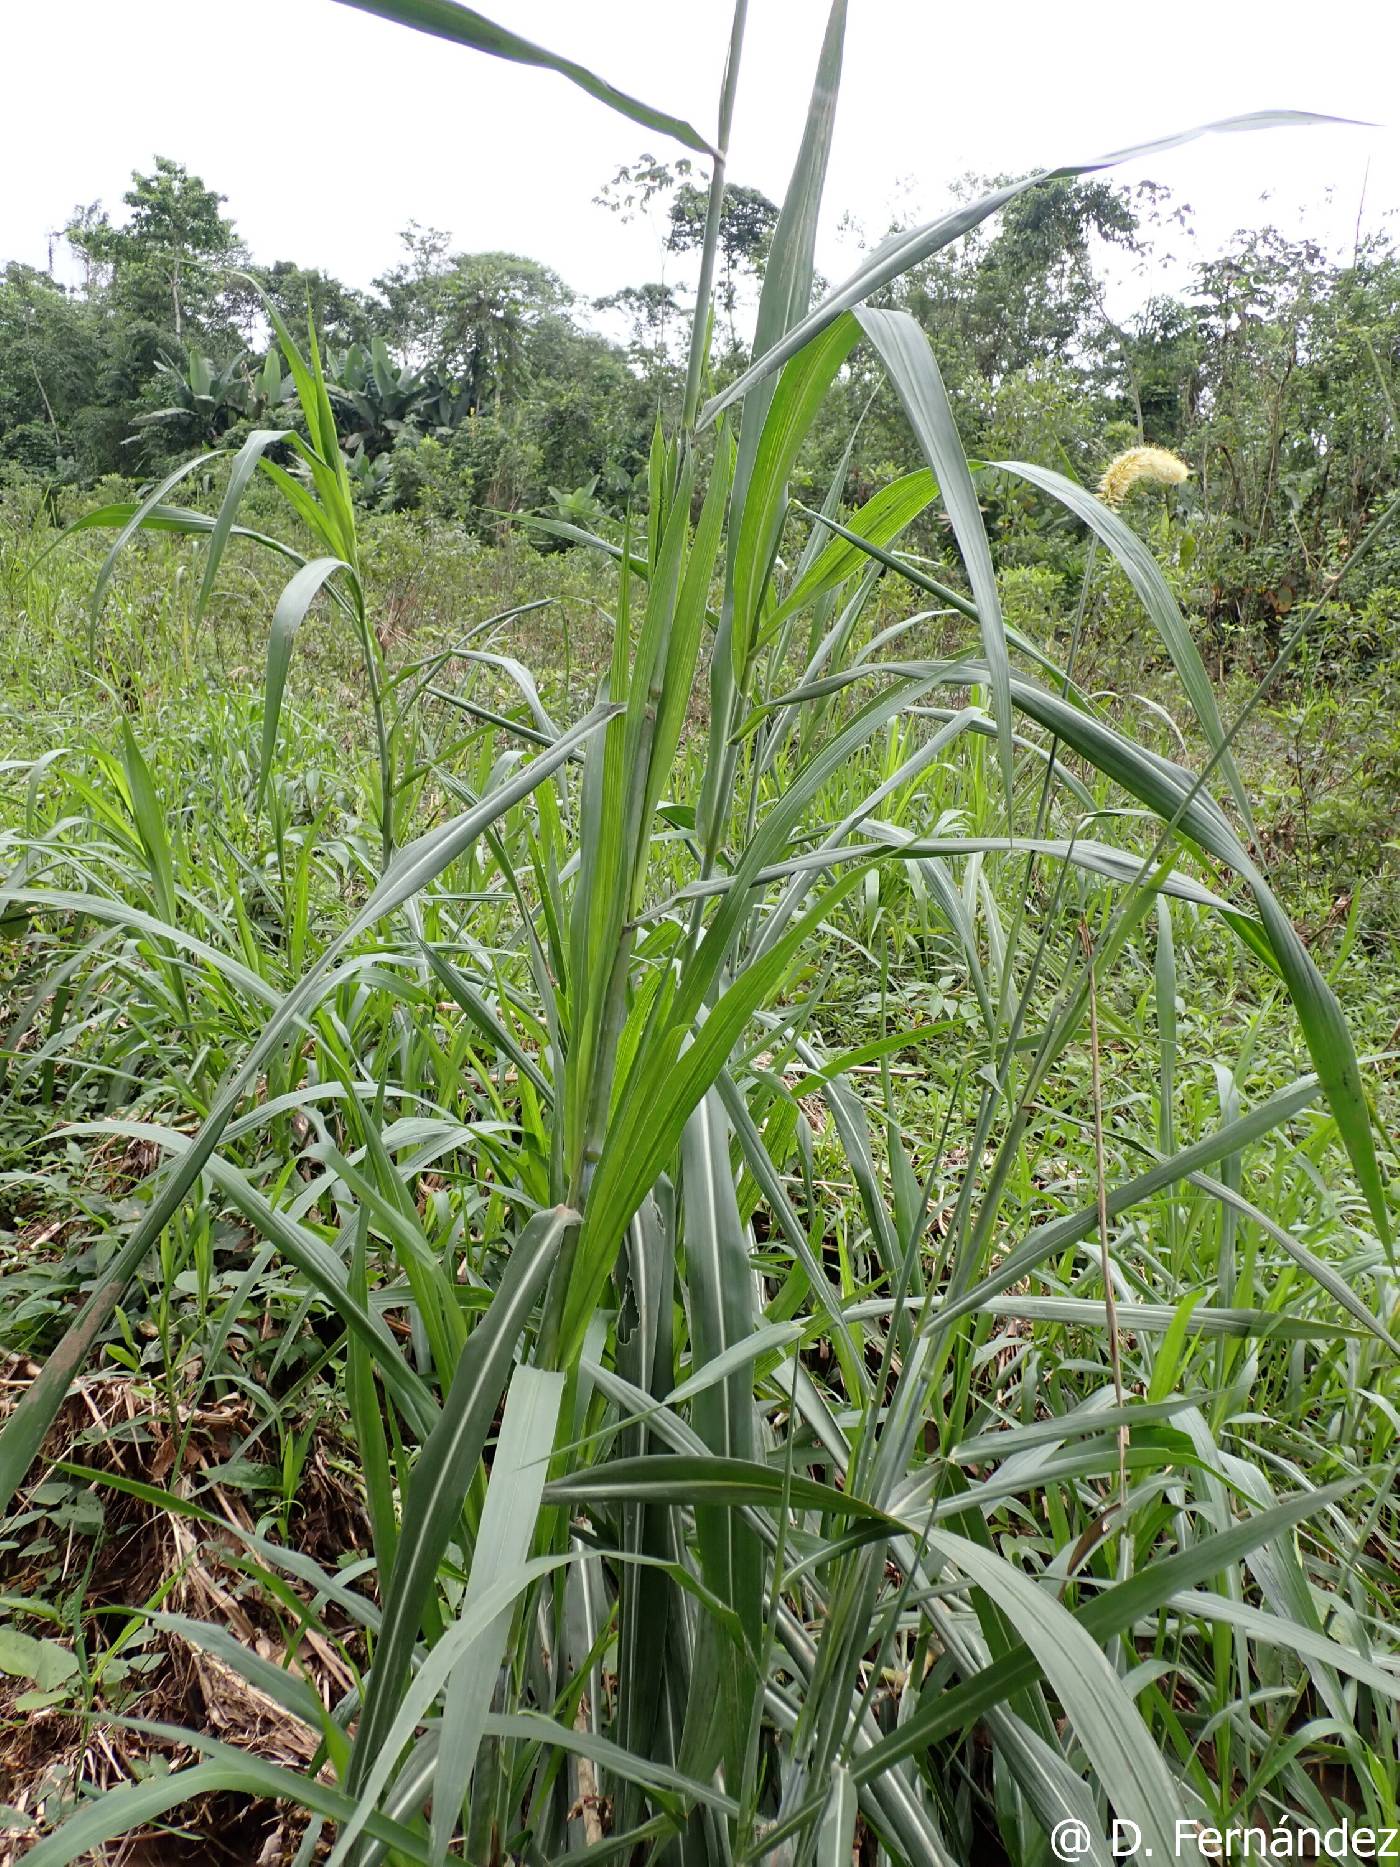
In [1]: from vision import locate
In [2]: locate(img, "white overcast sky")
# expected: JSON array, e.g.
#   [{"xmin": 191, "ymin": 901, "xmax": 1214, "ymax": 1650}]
[{"xmin": 2, "ymin": 0, "xmax": 1397, "ymax": 319}]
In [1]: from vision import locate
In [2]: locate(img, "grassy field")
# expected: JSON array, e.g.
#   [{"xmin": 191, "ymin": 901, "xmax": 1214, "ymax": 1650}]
[
  {"xmin": 1, "ymin": 4, "xmax": 1398, "ymax": 1859},
  {"xmin": 1, "ymin": 466, "xmax": 1396, "ymax": 1863}
]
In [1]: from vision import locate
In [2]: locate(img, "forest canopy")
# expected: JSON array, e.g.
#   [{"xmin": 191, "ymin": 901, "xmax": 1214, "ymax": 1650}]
[{"xmin": 5, "ymin": 155, "xmax": 1400, "ymax": 645}]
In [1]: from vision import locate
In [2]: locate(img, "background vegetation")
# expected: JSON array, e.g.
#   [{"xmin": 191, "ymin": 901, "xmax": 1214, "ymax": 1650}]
[{"xmin": 7, "ymin": 137, "xmax": 1400, "ymax": 915}]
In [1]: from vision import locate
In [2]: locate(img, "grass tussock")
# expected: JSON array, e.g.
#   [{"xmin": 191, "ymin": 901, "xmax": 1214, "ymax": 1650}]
[{"xmin": 0, "ymin": 5, "xmax": 1396, "ymax": 1864}]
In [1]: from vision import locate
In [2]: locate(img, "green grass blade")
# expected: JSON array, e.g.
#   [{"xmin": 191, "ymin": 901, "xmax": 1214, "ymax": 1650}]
[
  {"xmin": 348, "ymin": 1207, "xmax": 572, "ymax": 1792},
  {"xmin": 194, "ymin": 428, "xmax": 300, "ymax": 624},
  {"xmin": 701, "ymin": 112, "xmax": 1352, "ymax": 425},
  {"xmin": 59, "ymin": 1117, "xmax": 437, "ymax": 1434},
  {"xmin": 764, "ymin": 468, "xmax": 936, "ymax": 642},
  {"xmin": 259, "ymin": 556, "xmax": 353, "ymax": 796},
  {"xmin": 20, "ymin": 1752, "xmax": 433, "ymax": 1867},
  {"xmin": 856, "ymin": 1484, "xmax": 1356, "ymax": 1783},
  {"xmin": 544, "ymin": 1454, "xmax": 890, "ymax": 1519},
  {"xmin": 997, "ymin": 672, "xmax": 1388, "ymax": 1243},
  {"xmin": 116, "ymin": 717, "xmax": 177, "ymax": 929},
  {"xmin": 336, "ymin": 1553, "xmax": 580, "ymax": 1863},
  {"xmin": 62, "ymin": 499, "xmax": 307, "ymax": 571},
  {"xmin": 348, "ymin": 1210, "xmax": 400, "ymax": 1584},
  {"xmin": 681, "ymin": 1091, "xmax": 764, "ymax": 1656},
  {"xmin": 854, "ymin": 308, "xmax": 1014, "ymax": 808},
  {"xmin": 485, "ymin": 1709, "xmax": 741, "ymax": 1818},
  {"xmin": 991, "ymin": 457, "xmax": 1252, "ymax": 832},
  {"xmin": 0, "ymin": 705, "xmax": 617, "ymax": 1515},
  {"xmin": 145, "ymin": 1611, "xmax": 330, "ymax": 1734},
  {"xmin": 1165, "ymin": 1590, "xmax": 1400, "ymax": 1700},
  {"xmin": 563, "ymin": 871, "xmax": 867, "ymax": 1361},
  {"xmin": 815, "ymin": 1762, "xmax": 858, "ymax": 1867},
  {"xmin": 919, "ymin": 1529, "xmax": 1190, "ymax": 1859},
  {"xmin": 80, "ymin": 452, "xmax": 221, "ymax": 633},
  {"xmin": 702, "ymin": 0, "xmax": 847, "ymax": 830},
  {"xmin": 1244, "ymin": 886, "xmax": 1391, "ymax": 1249},
  {"xmin": 331, "ymin": 0, "xmax": 715, "ymax": 154},
  {"xmin": 729, "ymin": 311, "xmax": 861, "ymax": 691},
  {"xmin": 430, "ymin": 1365, "xmax": 565, "ymax": 1864}
]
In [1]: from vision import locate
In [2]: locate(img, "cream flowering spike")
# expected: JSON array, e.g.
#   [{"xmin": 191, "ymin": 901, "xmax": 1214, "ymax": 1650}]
[{"xmin": 1097, "ymin": 445, "xmax": 1192, "ymax": 507}]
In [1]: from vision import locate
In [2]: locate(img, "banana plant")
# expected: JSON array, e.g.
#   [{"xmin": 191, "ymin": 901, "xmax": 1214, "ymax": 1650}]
[
  {"xmin": 330, "ymin": 335, "xmax": 446, "ymax": 459},
  {"xmin": 131, "ymin": 345, "xmax": 256, "ymax": 446}
]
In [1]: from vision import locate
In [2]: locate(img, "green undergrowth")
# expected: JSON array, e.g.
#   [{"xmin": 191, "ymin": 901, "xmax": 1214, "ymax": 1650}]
[
  {"xmin": 3, "ymin": 487, "xmax": 1397, "ymax": 1866},
  {"xmin": 0, "ymin": 9, "xmax": 1397, "ymax": 1863}
]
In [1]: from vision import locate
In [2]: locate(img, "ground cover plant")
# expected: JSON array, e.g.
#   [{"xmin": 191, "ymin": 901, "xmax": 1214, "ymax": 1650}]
[{"xmin": 0, "ymin": 3, "xmax": 1397, "ymax": 1863}]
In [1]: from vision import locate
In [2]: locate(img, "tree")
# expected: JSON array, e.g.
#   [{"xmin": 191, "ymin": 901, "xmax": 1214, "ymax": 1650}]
[
  {"xmin": 229, "ymin": 262, "xmax": 373, "ymax": 351},
  {"xmin": 1184, "ymin": 226, "xmax": 1400, "ymax": 632},
  {"xmin": 596, "ymin": 156, "xmax": 778, "ymax": 348},
  {"xmin": 593, "ymin": 281, "xmax": 684, "ymax": 378},
  {"xmin": 67, "ymin": 157, "xmax": 241, "ymax": 343},
  {"xmin": 890, "ymin": 174, "xmax": 1142, "ymax": 391},
  {"xmin": 436, "ymin": 254, "xmax": 570, "ymax": 411},
  {"xmin": 1121, "ymin": 294, "xmax": 1202, "ymax": 443},
  {"xmin": 374, "ymin": 235, "xmax": 570, "ymax": 412},
  {"xmin": 665, "ymin": 179, "xmax": 778, "ymax": 343},
  {"xmin": 524, "ymin": 316, "xmax": 652, "ymax": 501},
  {"xmin": 0, "ymin": 264, "xmax": 100, "ymax": 474}
]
